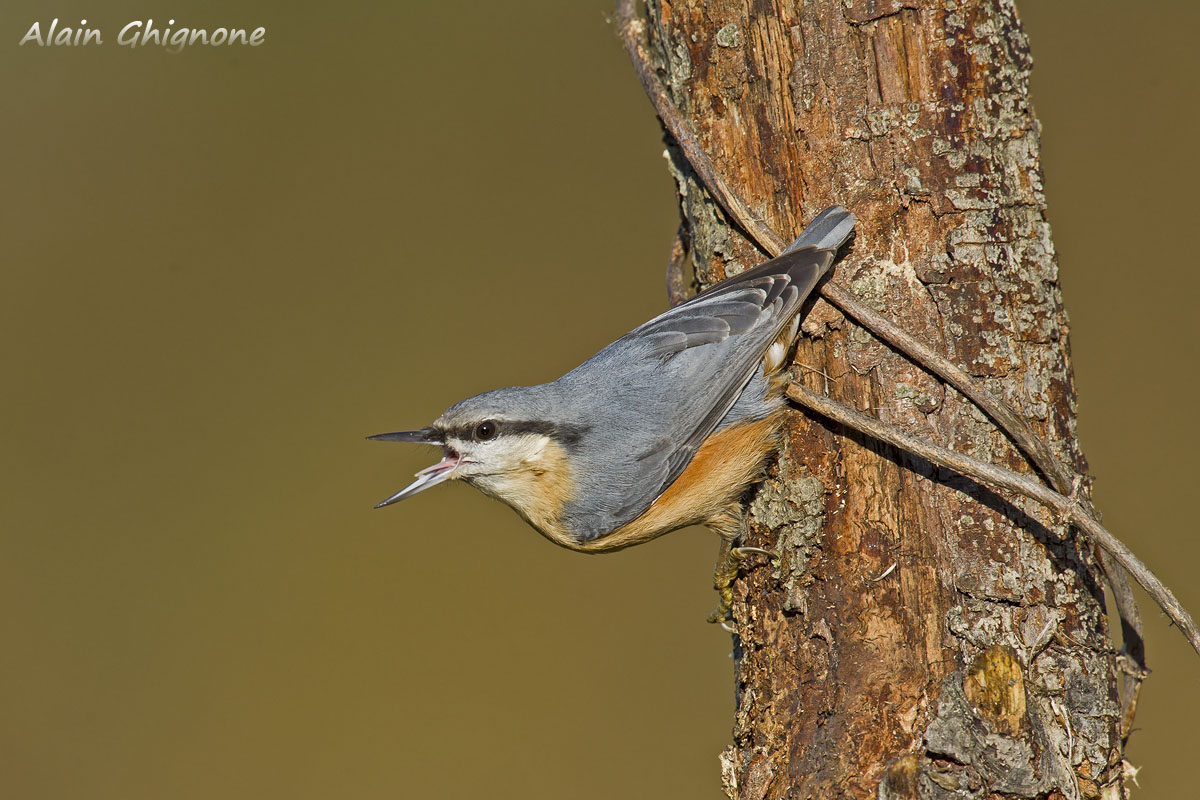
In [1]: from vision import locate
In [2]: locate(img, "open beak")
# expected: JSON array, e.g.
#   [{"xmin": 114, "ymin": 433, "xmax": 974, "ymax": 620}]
[
  {"xmin": 373, "ymin": 453, "xmax": 462, "ymax": 508},
  {"xmin": 369, "ymin": 427, "xmax": 453, "ymax": 507}
]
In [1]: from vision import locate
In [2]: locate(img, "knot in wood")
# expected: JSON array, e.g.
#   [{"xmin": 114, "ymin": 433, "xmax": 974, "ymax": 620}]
[{"xmin": 963, "ymin": 645, "xmax": 1027, "ymax": 736}]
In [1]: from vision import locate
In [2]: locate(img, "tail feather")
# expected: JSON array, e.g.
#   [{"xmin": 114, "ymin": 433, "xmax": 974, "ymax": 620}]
[
  {"xmin": 762, "ymin": 206, "xmax": 856, "ymax": 374},
  {"xmin": 783, "ymin": 206, "xmax": 856, "ymax": 255}
]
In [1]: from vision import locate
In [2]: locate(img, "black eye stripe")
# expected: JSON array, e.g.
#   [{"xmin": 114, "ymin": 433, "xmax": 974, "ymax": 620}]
[{"xmin": 436, "ymin": 421, "xmax": 591, "ymax": 448}]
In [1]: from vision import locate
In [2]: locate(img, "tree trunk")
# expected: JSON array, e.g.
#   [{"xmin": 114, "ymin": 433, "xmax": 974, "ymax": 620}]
[{"xmin": 638, "ymin": 1, "xmax": 1125, "ymax": 797}]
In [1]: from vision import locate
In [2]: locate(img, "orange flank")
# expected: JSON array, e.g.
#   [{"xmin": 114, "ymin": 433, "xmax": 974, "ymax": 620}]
[{"xmin": 573, "ymin": 413, "xmax": 783, "ymax": 553}]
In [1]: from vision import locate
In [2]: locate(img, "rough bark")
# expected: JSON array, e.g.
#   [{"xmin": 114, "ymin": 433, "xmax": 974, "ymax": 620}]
[{"xmin": 638, "ymin": 1, "xmax": 1125, "ymax": 798}]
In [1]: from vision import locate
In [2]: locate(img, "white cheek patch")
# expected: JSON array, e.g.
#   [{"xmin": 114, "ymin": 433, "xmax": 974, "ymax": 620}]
[
  {"xmin": 463, "ymin": 434, "xmax": 551, "ymax": 474},
  {"xmin": 465, "ymin": 434, "xmax": 554, "ymax": 502},
  {"xmin": 502, "ymin": 434, "xmax": 551, "ymax": 468}
]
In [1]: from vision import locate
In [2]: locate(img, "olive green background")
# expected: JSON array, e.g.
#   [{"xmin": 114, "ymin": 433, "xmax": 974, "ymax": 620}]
[{"xmin": 2, "ymin": 2, "xmax": 1195, "ymax": 798}]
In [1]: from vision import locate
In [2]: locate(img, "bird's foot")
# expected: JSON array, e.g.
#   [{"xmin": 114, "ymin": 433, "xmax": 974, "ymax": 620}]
[{"xmin": 707, "ymin": 543, "xmax": 775, "ymax": 628}]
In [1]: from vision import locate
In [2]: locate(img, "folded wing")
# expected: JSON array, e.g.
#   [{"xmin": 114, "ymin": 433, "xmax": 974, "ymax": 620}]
[{"xmin": 558, "ymin": 207, "xmax": 855, "ymax": 539}]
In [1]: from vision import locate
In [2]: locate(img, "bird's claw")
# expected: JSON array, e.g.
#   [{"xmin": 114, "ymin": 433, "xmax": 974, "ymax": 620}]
[
  {"xmin": 708, "ymin": 543, "xmax": 774, "ymax": 629},
  {"xmin": 732, "ymin": 545, "xmax": 777, "ymax": 563}
]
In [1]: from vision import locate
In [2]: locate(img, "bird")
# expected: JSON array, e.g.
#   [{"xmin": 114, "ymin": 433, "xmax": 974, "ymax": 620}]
[{"xmin": 370, "ymin": 206, "xmax": 855, "ymax": 622}]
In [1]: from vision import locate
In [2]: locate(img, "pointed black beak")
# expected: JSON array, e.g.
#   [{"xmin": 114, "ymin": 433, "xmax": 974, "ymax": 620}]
[
  {"xmin": 366, "ymin": 428, "xmax": 442, "ymax": 444},
  {"xmin": 369, "ymin": 427, "xmax": 458, "ymax": 509}
]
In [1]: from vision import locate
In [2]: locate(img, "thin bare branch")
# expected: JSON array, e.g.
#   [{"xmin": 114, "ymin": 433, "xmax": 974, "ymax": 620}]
[
  {"xmin": 787, "ymin": 381, "xmax": 1200, "ymax": 660},
  {"xmin": 827, "ymin": 279, "xmax": 1147, "ymax": 716},
  {"xmin": 615, "ymin": 4, "xmax": 785, "ymax": 259}
]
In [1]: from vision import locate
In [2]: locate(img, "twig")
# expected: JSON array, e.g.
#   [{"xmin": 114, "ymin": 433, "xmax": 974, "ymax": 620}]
[
  {"xmin": 787, "ymin": 382, "xmax": 1200, "ymax": 660},
  {"xmin": 821, "ymin": 285, "xmax": 1063, "ymax": 488},
  {"xmin": 829, "ymin": 278, "xmax": 1147, "ymax": 719},
  {"xmin": 1103, "ymin": 550, "xmax": 1146, "ymax": 741},
  {"xmin": 616, "ymin": 5, "xmax": 785, "ymax": 258},
  {"xmin": 615, "ymin": 0, "xmax": 1150, "ymax": 696}
]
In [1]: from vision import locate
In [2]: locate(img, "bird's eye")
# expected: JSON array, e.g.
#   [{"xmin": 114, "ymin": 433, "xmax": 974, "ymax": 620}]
[{"xmin": 474, "ymin": 420, "xmax": 498, "ymax": 441}]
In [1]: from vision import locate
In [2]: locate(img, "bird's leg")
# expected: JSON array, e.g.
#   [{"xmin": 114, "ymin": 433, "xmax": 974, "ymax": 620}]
[
  {"xmin": 708, "ymin": 534, "xmax": 741, "ymax": 629},
  {"xmin": 706, "ymin": 507, "xmax": 774, "ymax": 629}
]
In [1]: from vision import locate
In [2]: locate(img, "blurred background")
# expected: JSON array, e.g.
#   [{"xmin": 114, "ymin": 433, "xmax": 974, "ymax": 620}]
[{"xmin": 1, "ymin": 1, "xmax": 1195, "ymax": 797}]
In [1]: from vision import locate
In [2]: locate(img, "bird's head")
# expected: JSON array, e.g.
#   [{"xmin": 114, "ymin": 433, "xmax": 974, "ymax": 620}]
[{"xmin": 369, "ymin": 386, "xmax": 587, "ymax": 514}]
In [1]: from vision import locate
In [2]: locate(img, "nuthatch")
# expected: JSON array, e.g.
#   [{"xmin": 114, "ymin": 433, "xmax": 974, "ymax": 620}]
[{"xmin": 371, "ymin": 207, "xmax": 855, "ymax": 621}]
